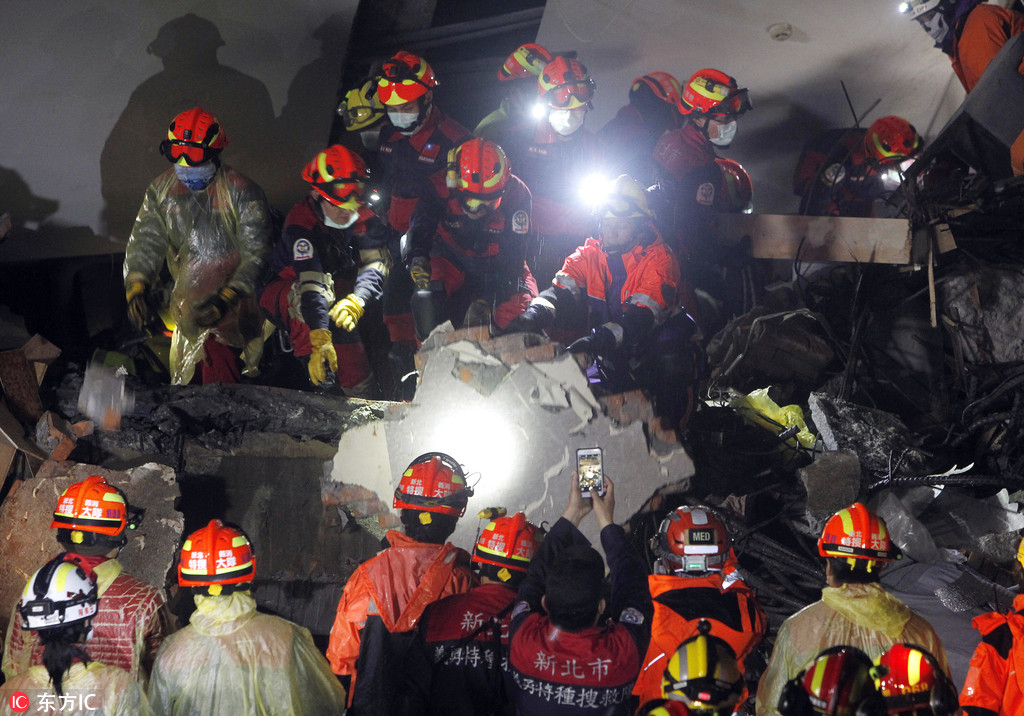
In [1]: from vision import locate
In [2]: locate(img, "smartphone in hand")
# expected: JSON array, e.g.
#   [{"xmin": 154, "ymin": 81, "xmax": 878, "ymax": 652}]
[{"xmin": 576, "ymin": 447, "xmax": 604, "ymax": 497}]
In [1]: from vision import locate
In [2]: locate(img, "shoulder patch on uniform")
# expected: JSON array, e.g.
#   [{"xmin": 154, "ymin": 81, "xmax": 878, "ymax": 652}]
[
  {"xmin": 696, "ymin": 182, "xmax": 715, "ymax": 206},
  {"xmin": 619, "ymin": 607, "xmax": 644, "ymax": 625},
  {"xmin": 293, "ymin": 238, "xmax": 314, "ymax": 261},
  {"xmin": 512, "ymin": 210, "xmax": 530, "ymax": 234}
]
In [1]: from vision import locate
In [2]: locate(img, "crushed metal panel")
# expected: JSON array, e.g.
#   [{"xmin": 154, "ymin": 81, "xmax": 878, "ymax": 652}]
[
  {"xmin": 715, "ymin": 214, "xmax": 913, "ymax": 264},
  {"xmin": 329, "ymin": 330, "xmax": 695, "ymax": 550},
  {"xmin": 0, "ymin": 461, "xmax": 182, "ymax": 638}
]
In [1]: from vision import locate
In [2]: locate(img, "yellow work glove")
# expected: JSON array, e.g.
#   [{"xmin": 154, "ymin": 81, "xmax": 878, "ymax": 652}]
[
  {"xmin": 125, "ymin": 280, "xmax": 149, "ymax": 331},
  {"xmin": 307, "ymin": 328, "xmax": 338, "ymax": 386},
  {"xmin": 329, "ymin": 294, "xmax": 365, "ymax": 332},
  {"xmin": 409, "ymin": 256, "xmax": 431, "ymax": 290},
  {"xmin": 194, "ymin": 286, "xmax": 241, "ymax": 328}
]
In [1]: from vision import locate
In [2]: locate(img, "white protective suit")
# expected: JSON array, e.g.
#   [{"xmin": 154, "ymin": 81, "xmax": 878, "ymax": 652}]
[
  {"xmin": 0, "ymin": 661, "xmax": 153, "ymax": 716},
  {"xmin": 147, "ymin": 591, "xmax": 346, "ymax": 716}
]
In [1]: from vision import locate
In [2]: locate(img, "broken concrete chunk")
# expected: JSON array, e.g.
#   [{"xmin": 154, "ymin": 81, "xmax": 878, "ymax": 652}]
[
  {"xmin": 799, "ymin": 450, "xmax": 860, "ymax": 529},
  {"xmin": 34, "ymin": 411, "xmax": 79, "ymax": 460},
  {"xmin": 939, "ymin": 263, "xmax": 1024, "ymax": 364}
]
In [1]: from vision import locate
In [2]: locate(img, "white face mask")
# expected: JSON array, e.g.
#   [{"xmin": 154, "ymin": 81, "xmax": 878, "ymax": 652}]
[
  {"xmin": 710, "ymin": 120, "xmax": 737, "ymax": 147},
  {"xmin": 388, "ymin": 109, "xmax": 419, "ymax": 130},
  {"xmin": 548, "ymin": 109, "xmax": 586, "ymax": 136},
  {"xmin": 359, "ymin": 128, "xmax": 380, "ymax": 150},
  {"xmin": 921, "ymin": 13, "xmax": 949, "ymax": 43},
  {"xmin": 324, "ymin": 211, "xmax": 360, "ymax": 230}
]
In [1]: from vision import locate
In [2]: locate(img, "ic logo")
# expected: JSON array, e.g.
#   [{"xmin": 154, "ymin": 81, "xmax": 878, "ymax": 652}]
[{"xmin": 8, "ymin": 692, "xmax": 29, "ymax": 713}]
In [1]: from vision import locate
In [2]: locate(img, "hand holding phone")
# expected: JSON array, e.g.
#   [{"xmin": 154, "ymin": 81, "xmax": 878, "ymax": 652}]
[{"xmin": 576, "ymin": 447, "xmax": 604, "ymax": 497}]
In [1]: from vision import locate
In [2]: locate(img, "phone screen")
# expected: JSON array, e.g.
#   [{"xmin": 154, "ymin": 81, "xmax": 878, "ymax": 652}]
[{"xmin": 576, "ymin": 448, "xmax": 603, "ymax": 496}]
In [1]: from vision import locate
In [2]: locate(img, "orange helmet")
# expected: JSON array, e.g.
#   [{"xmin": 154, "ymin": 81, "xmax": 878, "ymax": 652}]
[
  {"xmin": 473, "ymin": 512, "xmax": 542, "ymax": 578},
  {"xmin": 377, "ymin": 51, "xmax": 438, "ymax": 106},
  {"xmin": 779, "ymin": 646, "xmax": 884, "ymax": 716},
  {"xmin": 818, "ymin": 503, "xmax": 899, "ymax": 567},
  {"xmin": 864, "ymin": 116, "xmax": 921, "ymax": 165},
  {"xmin": 447, "ymin": 138, "xmax": 510, "ymax": 212},
  {"xmin": 302, "ymin": 145, "xmax": 368, "ymax": 210},
  {"xmin": 681, "ymin": 69, "xmax": 751, "ymax": 119},
  {"xmin": 874, "ymin": 644, "xmax": 957, "ymax": 716},
  {"xmin": 51, "ymin": 475, "xmax": 130, "ymax": 538},
  {"xmin": 631, "ymin": 72, "xmax": 683, "ymax": 111},
  {"xmin": 393, "ymin": 452, "xmax": 472, "ymax": 517},
  {"xmin": 538, "ymin": 56, "xmax": 596, "ymax": 109},
  {"xmin": 715, "ymin": 157, "xmax": 753, "ymax": 213},
  {"xmin": 178, "ymin": 519, "xmax": 255, "ymax": 592},
  {"xmin": 160, "ymin": 106, "xmax": 228, "ymax": 166},
  {"xmin": 655, "ymin": 506, "xmax": 730, "ymax": 574},
  {"xmin": 498, "ymin": 43, "xmax": 553, "ymax": 81}
]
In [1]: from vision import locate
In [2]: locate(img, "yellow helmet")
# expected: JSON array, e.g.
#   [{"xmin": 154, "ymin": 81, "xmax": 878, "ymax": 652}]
[
  {"xmin": 338, "ymin": 80, "xmax": 386, "ymax": 131},
  {"xmin": 600, "ymin": 174, "xmax": 653, "ymax": 220}
]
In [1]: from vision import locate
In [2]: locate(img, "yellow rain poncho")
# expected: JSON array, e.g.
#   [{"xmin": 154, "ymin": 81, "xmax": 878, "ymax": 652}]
[
  {"xmin": 0, "ymin": 661, "xmax": 153, "ymax": 716},
  {"xmin": 755, "ymin": 582, "xmax": 949, "ymax": 715},
  {"xmin": 123, "ymin": 165, "xmax": 271, "ymax": 384},
  {"xmin": 147, "ymin": 591, "xmax": 346, "ymax": 716}
]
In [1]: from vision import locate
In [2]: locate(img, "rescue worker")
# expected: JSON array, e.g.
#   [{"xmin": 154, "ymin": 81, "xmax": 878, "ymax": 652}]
[
  {"xmin": 794, "ymin": 116, "xmax": 922, "ymax": 217},
  {"xmin": 375, "ymin": 51, "xmax": 472, "ymax": 395},
  {"xmin": 337, "ymin": 77, "xmax": 389, "ymax": 170},
  {"xmin": 403, "ymin": 511, "xmax": 544, "ymax": 716},
  {"xmin": 123, "ymin": 106, "xmax": 272, "ymax": 385},
  {"xmin": 508, "ymin": 475, "xmax": 652, "ymax": 715},
  {"xmin": 498, "ymin": 54, "xmax": 604, "ymax": 286},
  {"xmin": 756, "ymin": 503, "xmax": 950, "ymax": 716},
  {"xmin": 410, "ymin": 137, "xmax": 537, "ymax": 338},
  {"xmin": 599, "ymin": 72, "xmax": 686, "ymax": 186},
  {"xmin": 475, "ymin": 43, "xmax": 554, "ymax": 147},
  {"xmin": 147, "ymin": 520, "xmax": 347, "ymax": 715},
  {"xmin": 632, "ymin": 506, "xmax": 766, "ymax": 705},
  {"xmin": 259, "ymin": 145, "xmax": 392, "ymax": 396},
  {"xmin": 776, "ymin": 646, "xmax": 886, "ymax": 716},
  {"xmin": 655, "ymin": 620, "xmax": 746, "ymax": 714},
  {"xmin": 959, "ymin": 533, "xmax": 1024, "ymax": 715},
  {"xmin": 3, "ymin": 475, "xmax": 174, "ymax": 685},
  {"xmin": 327, "ymin": 452, "xmax": 476, "ymax": 715},
  {"xmin": 502, "ymin": 174, "xmax": 700, "ymax": 435},
  {"xmin": 875, "ymin": 644, "xmax": 958, "ymax": 716},
  {"xmin": 0, "ymin": 556, "xmax": 154, "ymax": 716}
]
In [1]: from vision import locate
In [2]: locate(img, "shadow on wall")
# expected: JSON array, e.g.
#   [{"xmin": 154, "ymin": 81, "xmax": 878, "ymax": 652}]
[{"xmin": 101, "ymin": 11, "xmax": 356, "ymax": 243}]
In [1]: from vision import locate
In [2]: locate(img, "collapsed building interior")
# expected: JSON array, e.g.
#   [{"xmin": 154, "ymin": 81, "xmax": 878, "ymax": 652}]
[{"xmin": 4, "ymin": 0, "xmax": 1024, "ymax": 704}]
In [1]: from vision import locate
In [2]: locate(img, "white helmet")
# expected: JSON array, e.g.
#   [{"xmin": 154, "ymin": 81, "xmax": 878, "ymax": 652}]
[
  {"xmin": 899, "ymin": 0, "xmax": 950, "ymax": 19},
  {"xmin": 19, "ymin": 557, "xmax": 99, "ymax": 631}
]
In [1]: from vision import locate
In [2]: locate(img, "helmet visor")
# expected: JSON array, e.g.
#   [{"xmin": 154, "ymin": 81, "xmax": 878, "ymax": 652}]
[
  {"xmin": 164, "ymin": 140, "xmax": 217, "ymax": 167},
  {"xmin": 547, "ymin": 80, "xmax": 596, "ymax": 108},
  {"xmin": 339, "ymin": 103, "xmax": 385, "ymax": 130},
  {"xmin": 461, "ymin": 196, "xmax": 502, "ymax": 215},
  {"xmin": 707, "ymin": 89, "xmax": 751, "ymax": 119}
]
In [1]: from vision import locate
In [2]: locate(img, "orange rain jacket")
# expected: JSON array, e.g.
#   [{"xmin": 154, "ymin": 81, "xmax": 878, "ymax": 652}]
[{"xmin": 960, "ymin": 593, "xmax": 1024, "ymax": 715}]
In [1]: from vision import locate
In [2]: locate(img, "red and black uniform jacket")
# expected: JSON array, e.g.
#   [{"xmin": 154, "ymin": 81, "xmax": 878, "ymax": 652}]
[
  {"xmin": 961, "ymin": 593, "xmax": 1024, "ymax": 715},
  {"xmin": 377, "ymin": 106, "xmax": 471, "ymax": 253},
  {"xmin": 507, "ymin": 518, "xmax": 652, "ymax": 715},
  {"xmin": 266, "ymin": 196, "xmax": 391, "ymax": 331},
  {"xmin": 403, "ymin": 582, "xmax": 519, "ymax": 716},
  {"xmin": 793, "ymin": 128, "xmax": 885, "ymax": 217}
]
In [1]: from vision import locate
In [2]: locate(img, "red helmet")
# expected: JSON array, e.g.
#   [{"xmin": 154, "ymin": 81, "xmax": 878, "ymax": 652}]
[
  {"xmin": 498, "ymin": 43, "xmax": 553, "ymax": 81},
  {"xmin": 779, "ymin": 646, "xmax": 884, "ymax": 716},
  {"xmin": 178, "ymin": 519, "xmax": 255, "ymax": 591},
  {"xmin": 681, "ymin": 69, "xmax": 751, "ymax": 119},
  {"xmin": 473, "ymin": 512, "xmax": 542, "ymax": 578},
  {"xmin": 302, "ymin": 145, "xmax": 368, "ymax": 210},
  {"xmin": 656, "ymin": 506, "xmax": 730, "ymax": 574},
  {"xmin": 818, "ymin": 503, "xmax": 899, "ymax": 565},
  {"xmin": 715, "ymin": 157, "xmax": 753, "ymax": 213},
  {"xmin": 631, "ymin": 72, "xmax": 683, "ymax": 111},
  {"xmin": 864, "ymin": 116, "xmax": 921, "ymax": 165},
  {"xmin": 160, "ymin": 106, "xmax": 228, "ymax": 166},
  {"xmin": 662, "ymin": 620, "xmax": 744, "ymax": 712},
  {"xmin": 377, "ymin": 51, "xmax": 438, "ymax": 106},
  {"xmin": 538, "ymin": 56, "xmax": 596, "ymax": 109},
  {"xmin": 637, "ymin": 700, "xmax": 691, "ymax": 716},
  {"xmin": 51, "ymin": 475, "xmax": 129, "ymax": 538},
  {"xmin": 874, "ymin": 644, "xmax": 957, "ymax": 716},
  {"xmin": 393, "ymin": 452, "xmax": 472, "ymax": 517},
  {"xmin": 447, "ymin": 138, "xmax": 510, "ymax": 204}
]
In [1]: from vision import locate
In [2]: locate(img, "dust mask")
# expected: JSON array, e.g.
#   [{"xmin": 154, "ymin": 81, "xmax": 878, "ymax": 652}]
[
  {"xmin": 922, "ymin": 13, "xmax": 949, "ymax": 43},
  {"xmin": 710, "ymin": 120, "xmax": 737, "ymax": 147},
  {"xmin": 174, "ymin": 162, "xmax": 217, "ymax": 190},
  {"xmin": 388, "ymin": 109, "xmax": 419, "ymax": 130},
  {"xmin": 549, "ymin": 109, "xmax": 585, "ymax": 136},
  {"xmin": 324, "ymin": 212, "xmax": 360, "ymax": 230}
]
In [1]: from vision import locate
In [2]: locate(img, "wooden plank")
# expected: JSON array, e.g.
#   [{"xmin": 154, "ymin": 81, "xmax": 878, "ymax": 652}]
[{"xmin": 714, "ymin": 213, "xmax": 913, "ymax": 265}]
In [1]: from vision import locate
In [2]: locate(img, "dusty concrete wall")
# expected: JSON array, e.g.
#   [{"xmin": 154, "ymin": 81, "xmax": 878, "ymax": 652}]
[{"xmin": 0, "ymin": 1, "xmax": 358, "ymax": 260}]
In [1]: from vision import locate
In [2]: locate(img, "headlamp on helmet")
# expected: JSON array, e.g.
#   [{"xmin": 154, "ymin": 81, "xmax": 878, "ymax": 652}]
[
  {"xmin": 160, "ymin": 106, "xmax": 228, "ymax": 167},
  {"xmin": 338, "ymin": 80, "xmax": 386, "ymax": 131},
  {"xmin": 51, "ymin": 475, "xmax": 135, "ymax": 538},
  {"xmin": 499, "ymin": 43, "xmax": 553, "ymax": 81},
  {"xmin": 302, "ymin": 145, "xmax": 369, "ymax": 211},
  {"xmin": 865, "ymin": 116, "xmax": 921, "ymax": 165},
  {"xmin": 539, "ymin": 56, "xmax": 596, "ymax": 110},
  {"xmin": 681, "ymin": 69, "xmax": 751, "ymax": 120},
  {"xmin": 378, "ymin": 51, "xmax": 438, "ymax": 106},
  {"xmin": 394, "ymin": 452, "xmax": 473, "ymax": 517},
  {"xmin": 656, "ymin": 506, "xmax": 730, "ymax": 574},
  {"xmin": 19, "ymin": 556, "xmax": 99, "ymax": 632},
  {"xmin": 446, "ymin": 138, "xmax": 510, "ymax": 215}
]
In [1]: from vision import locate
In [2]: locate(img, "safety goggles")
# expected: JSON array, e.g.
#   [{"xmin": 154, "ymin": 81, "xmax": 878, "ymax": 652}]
[
  {"xmin": 313, "ymin": 181, "xmax": 364, "ymax": 208},
  {"xmin": 338, "ymin": 103, "xmax": 385, "ymax": 130},
  {"xmin": 160, "ymin": 139, "xmax": 219, "ymax": 167},
  {"xmin": 546, "ymin": 80, "xmax": 596, "ymax": 108},
  {"xmin": 706, "ymin": 88, "xmax": 751, "ymax": 120},
  {"xmin": 601, "ymin": 193, "xmax": 649, "ymax": 219},
  {"xmin": 460, "ymin": 196, "xmax": 502, "ymax": 214}
]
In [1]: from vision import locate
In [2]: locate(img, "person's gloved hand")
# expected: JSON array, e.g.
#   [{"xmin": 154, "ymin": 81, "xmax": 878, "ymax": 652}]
[
  {"xmin": 409, "ymin": 256, "xmax": 431, "ymax": 290},
  {"xmin": 125, "ymin": 280, "xmax": 149, "ymax": 331},
  {"xmin": 193, "ymin": 287, "xmax": 241, "ymax": 327},
  {"xmin": 500, "ymin": 305, "xmax": 552, "ymax": 336},
  {"xmin": 329, "ymin": 294, "xmax": 365, "ymax": 332},
  {"xmin": 568, "ymin": 325, "xmax": 617, "ymax": 358},
  {"xmin": 307, "ymin": 328, "xmax": 338, "ymax": 386}
]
